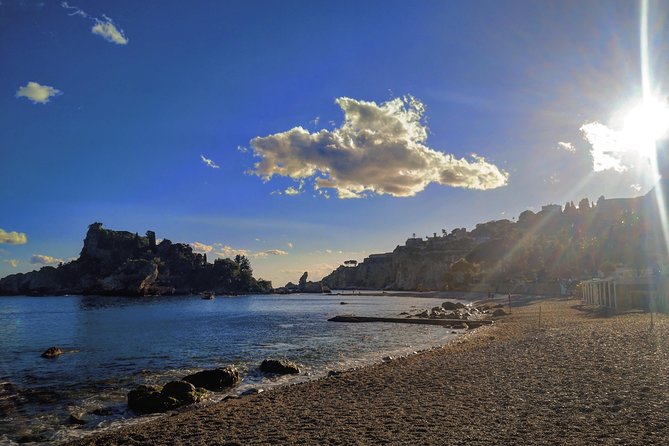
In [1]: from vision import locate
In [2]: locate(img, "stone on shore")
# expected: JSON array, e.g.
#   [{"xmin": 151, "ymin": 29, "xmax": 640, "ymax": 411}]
[
  {"xmin": 183, "ymin": 367, "xmax": 240, "ymax": 391},
  {"xmin": 161, "ymin": 380, "xmax": 201, "ymax": 405},
  {"xmin": 127, "ymin": 385, "xmax": 169, "ymax": 414},
  {"xmin": 41, "ymin": 347, "xmax": 63, "ymax": 359},
  {"xmin": 259, "ymin": 359, "xmax": 301, "ymax": 375}
]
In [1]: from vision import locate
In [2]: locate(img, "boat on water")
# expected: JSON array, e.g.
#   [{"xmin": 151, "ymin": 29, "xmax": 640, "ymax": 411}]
[{"xmin": 201, "ymin": 291, "xmax": 215, "ymax": 300}]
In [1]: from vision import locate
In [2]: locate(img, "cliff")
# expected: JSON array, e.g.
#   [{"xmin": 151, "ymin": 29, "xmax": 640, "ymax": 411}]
[
  {"xmin": 322, "ymin": 236, "xmax": 474, "ymax": 290},
  {"xmin": 322, "ymin": 187, "xmax": 669, "ymax": 291},
  {"xmin": 0, "ymin": 223, "xmax": 272, "ymax": 296}
]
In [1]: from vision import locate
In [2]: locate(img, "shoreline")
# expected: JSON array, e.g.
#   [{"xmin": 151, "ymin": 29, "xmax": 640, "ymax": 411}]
[{"xmin": 64, "ymin": 296, "xmax": 669, "ymax": 445}]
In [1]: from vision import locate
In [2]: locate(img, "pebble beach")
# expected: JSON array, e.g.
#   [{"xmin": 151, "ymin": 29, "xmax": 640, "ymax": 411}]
[{"xmin": 65, "ymin": 296, "xmax": 669, "ymax": 445}]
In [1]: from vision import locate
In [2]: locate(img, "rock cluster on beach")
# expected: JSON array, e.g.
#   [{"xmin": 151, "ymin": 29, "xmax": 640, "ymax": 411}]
[
  {"xmin": 0, "ymin": 223, "xmax": 272, "ymax": 296},
  {"xmin": 126, "ymin": 360, "xmax": 302, "ymax": 415}
]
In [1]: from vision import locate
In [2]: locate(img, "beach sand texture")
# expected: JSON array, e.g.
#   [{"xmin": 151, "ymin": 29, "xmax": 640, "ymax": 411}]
[{"xmin": 66, "ymin": 297, "xmax": 669, "ymax": 445}]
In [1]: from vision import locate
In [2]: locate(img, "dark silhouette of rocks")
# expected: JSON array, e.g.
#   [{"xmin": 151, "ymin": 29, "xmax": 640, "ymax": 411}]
[
  {"xmin": 274, "ymin": 271, "xmax": 330, "ymax": 294},
  {"xmin": 259, "ymin": 359, "xmax": 301, "ymax": 375},
  {"xmin": 40, "ymin": 347, "xmax": 63, "ymax": 358},
  {"xmin": 182, "ymin": 367, "xmax": 240, "ymax": 391},
  {"xmin": 127, "ymin": 381, "xmax": 205, "ymax": 415},
  {"xmin": 0, "ymin": 223, "xmax": 272, "ymax": 296},
  {"xmin": 322, "ymin": 186, "xmax": 669, "ymax": 292}
]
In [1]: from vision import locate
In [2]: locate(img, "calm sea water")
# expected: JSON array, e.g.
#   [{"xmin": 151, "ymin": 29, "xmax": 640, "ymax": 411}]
[{"xmin": 0, "ymin": 292, "xmax": 468, "ymax": 444}]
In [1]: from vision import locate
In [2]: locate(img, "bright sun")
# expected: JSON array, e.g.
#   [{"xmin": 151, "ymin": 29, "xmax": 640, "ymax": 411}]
[{"xmin": 623, "ymin": 97, "xmax": 669, "ymax": 156}]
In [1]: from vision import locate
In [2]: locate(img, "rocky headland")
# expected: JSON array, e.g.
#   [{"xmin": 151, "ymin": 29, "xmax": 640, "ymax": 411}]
[
  {"xmin": 0, "ymin": 223, "xmax": 272, "ymax": 296},
  {"xmin": 322, "ymin": 184, "xmax": 669, "ymax": 292}
]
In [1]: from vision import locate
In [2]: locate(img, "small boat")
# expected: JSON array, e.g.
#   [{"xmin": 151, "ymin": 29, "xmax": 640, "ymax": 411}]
[{"xmin": 202, "ymin": 291, "xmax": 215, "ymax": 300}]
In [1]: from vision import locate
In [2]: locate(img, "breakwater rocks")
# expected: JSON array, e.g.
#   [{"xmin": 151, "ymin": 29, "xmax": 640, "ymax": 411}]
[
  {"xmin": 127, "ymin": 360, "xmax": 302, "ymax": 415},
  {"xmin": 0, "ymin": 222, "xmax": 272, "ymax": 296}
]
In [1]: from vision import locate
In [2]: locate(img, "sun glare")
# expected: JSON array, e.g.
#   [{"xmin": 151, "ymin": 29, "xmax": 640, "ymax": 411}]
[{"xmin": 622, "ymin": 97, "xmax": 669, "ymax": 156}]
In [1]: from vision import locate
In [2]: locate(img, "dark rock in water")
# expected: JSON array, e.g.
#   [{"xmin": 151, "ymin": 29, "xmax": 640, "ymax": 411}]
[
  {"xmin": 299, "ymin": 272, "xmax": 308, "ymax": 287},
  {"xmin": 492, "ymin": 308, "xmax": 508, "ymax": 317},
  {"xmin": 340, "ymin": 301, "xmax": 349, "ymax": 305},
  {"xmin": 442, "ymin": 301, "xmax": 465, "ymax": 311},
  {"xmin": 161, "ymin": 380, "xmax": 201, "ymax": 405},
  {"xmin": 259, "ymin": 359, "xmax": 301, "ymax": 375},
  {"xmin": 183, "ymin": 367, "xmax": 240, "ymax": 391},
  {"xmin": 41, "ymin": 347, "xmax": 63, "ymax": 358},
  {"xmin": 68, "ymin": 414, "xmax": 87, "ymax": 425},
  {"xmin": 127, "ymin": 384, "xmax": 172, "ymax": 414}
]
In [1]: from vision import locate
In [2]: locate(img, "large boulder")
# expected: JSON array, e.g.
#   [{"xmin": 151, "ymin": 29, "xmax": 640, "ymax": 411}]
[
  {"xmin": 259, "ymin": 359, "xmax": 301, "ymax": 375},
  {"xmin": 182, "ymin": 367, "xmax": 240, "ymax": 391},
  {"xmin": 127, "ymin": 381, "xmax": 203, "ymax": 414},
  {"xmin": 127, "ymin": 385, "xmax": 171, "ymax": 414},
  {"xmin": 161, "ymin": 380, "xmax": 201, "ymax": 405},
  {"xmin": 441, "ymin": 301, "xmax": 465, "ymax": 311}
]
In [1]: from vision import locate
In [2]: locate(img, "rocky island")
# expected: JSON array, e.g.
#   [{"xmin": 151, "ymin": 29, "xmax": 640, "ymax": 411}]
[{"xmin": 0, "ymin": 223, "xmax": 272, "ymax": 296}]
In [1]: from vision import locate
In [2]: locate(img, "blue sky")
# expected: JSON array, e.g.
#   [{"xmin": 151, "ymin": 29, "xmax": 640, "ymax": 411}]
[{"xmin": 2, "ymin": 0, "xmax": 669, "ymax": 285}]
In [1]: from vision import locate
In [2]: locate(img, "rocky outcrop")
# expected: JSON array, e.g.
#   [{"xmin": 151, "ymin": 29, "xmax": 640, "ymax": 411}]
[
  {"xmin": 274, "ymin": 272, "xmax": 329, "ymax": 294},
  {"xmin": 127, "ymin": 381, "xmax": 204, "ymax": 414},
  {"xmin": 259, "ymin": 359, "xmax": 301, "ymax": 375},
  {"xmin": 182, "ymin": 367, "xmax": 240, "ymax": 391},
  {"xmin": 0, "ymin": 223, "xmax": 273, "ymax": 296},
  {"xmin": 322, "ymin": 236, "xmax": 474, "ymax": 291}
]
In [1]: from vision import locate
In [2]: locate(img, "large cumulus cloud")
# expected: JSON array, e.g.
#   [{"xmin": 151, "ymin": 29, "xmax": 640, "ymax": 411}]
[{"xmin": 250, "ymin": 96, "xmax": 508, "ymax": 198}]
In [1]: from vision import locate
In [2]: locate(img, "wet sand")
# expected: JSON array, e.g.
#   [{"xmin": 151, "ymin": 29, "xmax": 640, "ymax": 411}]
[{"xmin": 66, "ymin": 296, "xmax": 669, "ymax": 445}]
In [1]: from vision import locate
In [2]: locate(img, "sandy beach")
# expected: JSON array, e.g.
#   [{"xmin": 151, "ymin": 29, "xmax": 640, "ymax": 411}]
[{"xmin": 65, "ymin": 296, "xmax": 669, "ymax": 445}]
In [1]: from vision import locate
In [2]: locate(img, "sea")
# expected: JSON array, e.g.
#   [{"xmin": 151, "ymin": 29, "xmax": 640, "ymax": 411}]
[{"xmin": 0, "ymin": 292, "xmax": 474, "ymax": 444}]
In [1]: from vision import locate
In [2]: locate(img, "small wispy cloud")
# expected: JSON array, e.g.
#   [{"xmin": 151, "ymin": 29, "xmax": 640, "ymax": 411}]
[
  {"xmin": 30, "ymin": 254, "xmax": 64, "ymax": 265},
  {"xmin": 311, "ymin": 116, "xmax": 320, "ymax": 126},
  {"xmin": 211, "ymin": 243, "xmax": 288, "ymax": 259},
  {"xmin": 287, "ymin": 242, "xmax": 294, "ymax": 249},
  {"xmin": 200, "ymin": 154, "xmax": 220, "ymax": 169},
  {"xmin": 0, "ymin": 229, "xmax": 28, "ymax": 245},
  {"xmin": 3, "ymin": 259, "xmax": 19, "ymax": 268},
  {"xmin": 62, "ymin": 2, "xmax": 128, "ymax": 45},
  {"xmin": 190, "ymin": 242, "xmax": 214, "ymax": 253},
  {"xmin": 237, "ymin": 145, "xmax": 249, "ymax": 153},
  {"xmin": 557, "ymin": 141, "xmax": 576, "ymax": 152},
  {"xmin": 284, "ymin": 186, "xmax": 301, "ymax": 196},
  {"xmin": 15, "ymin": 81, "xmax": 61, "ymax": 104}
]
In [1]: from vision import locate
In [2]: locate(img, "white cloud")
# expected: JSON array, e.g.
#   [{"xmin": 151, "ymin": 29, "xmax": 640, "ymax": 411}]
[
  {"xmin": 237, "ymin": 145, "xmax": 249, "ymax": 153},
  {"xmin": 211, "ymin": 243, "xmax": 288, "ymax": 260},
  {"xmin": 557, "ymin": 141, "xmax": 576, "ymax": 152},
  {"xmin": 190, "ymin": 242, "xmax": 214, "ymax": 253},
  {"xmin": 264, "ymin": 249, "xmax": 288, "ymax": 256},
  {"xmin": 200, "ymin": 154, "xmax": 220, "ymax": 169},
  {"xmin": 91, "ymin": 19, "xmax": 128, "ymax": 45},
  {"xmin": 62, "ymin": 2, "xmax": 128, "ymax": 45},
  {"xmin": 3, "ymin": 259, "xmax": 19, "ymax": 268},
  {"xmin": 30, "ymin": 254, "xmax": 64, "ymax": 265},
  {"xmin": 250, "ymin": 96, "xmax": 508, "ymax": 199},
  {"xmin": 284, "ymin": 186, "xmax": 301, "ymax": 196},
  {"xmin": 15, "ymin": 81, "xmax": 61, "ymax": 104},
  {"xmin": 580, "ymin": 121, "xmax": 629, "ymax": 172},
  {"xmin": 0, "ymin": 229, "xmax": 28, "ymax": 245},
  {"xmin": 287, "ymin": 242, "xmax": 294, "ymax": 249}
]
